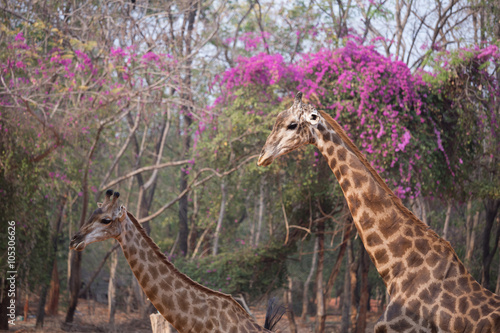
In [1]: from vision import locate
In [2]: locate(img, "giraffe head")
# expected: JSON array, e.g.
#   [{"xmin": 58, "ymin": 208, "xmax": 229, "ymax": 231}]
[
  {"xmin": 69, "ymin": 189, "xmax": 127, "ymax": 251},
  {"xmin": 257, "ymin": 91, "xmax": 321, "ymax": 166}
]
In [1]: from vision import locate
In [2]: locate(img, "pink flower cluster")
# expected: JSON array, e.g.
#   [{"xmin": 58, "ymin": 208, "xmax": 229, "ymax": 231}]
[{"xmin": 212, "ymin": 42, "xmax": 431, "ymax": 198}]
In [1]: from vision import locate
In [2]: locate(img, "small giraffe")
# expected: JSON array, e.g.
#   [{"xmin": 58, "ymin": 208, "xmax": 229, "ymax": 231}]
[
  {"xmin": 258, "ymin": 92, "xmax": 500, "ymax": 332},
  {"xmin": 70, "ymin": 190, "xmax": 282, "ymax": 333}
]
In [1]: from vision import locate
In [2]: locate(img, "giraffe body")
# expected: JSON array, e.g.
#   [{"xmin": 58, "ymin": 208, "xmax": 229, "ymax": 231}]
[
  {"xmin": 258, "ymin": 92, "xmax": 500, "ymax": 332},
  {"xmin": 70, "ymin": 190, "xmax": 275, "ymax": 333}
]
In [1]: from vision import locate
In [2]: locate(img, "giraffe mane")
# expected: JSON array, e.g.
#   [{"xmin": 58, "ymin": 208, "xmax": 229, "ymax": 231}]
[
  {"xmin": 317, "ymin": 110, "xmax": 443, "ymax": 240},
  {"xmin": 125, "ymin": 211, "xmax": 252, "ymax": 317}
]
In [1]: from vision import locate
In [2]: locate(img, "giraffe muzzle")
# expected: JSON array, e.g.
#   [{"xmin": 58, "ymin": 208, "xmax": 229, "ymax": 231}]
[
  {"xmin": 257, "ymin": 151, "xmax": 273, "ymax": 166},
  {"xmin": 69, "ymin": 234, "xmax": 87, "ymax": 251}
]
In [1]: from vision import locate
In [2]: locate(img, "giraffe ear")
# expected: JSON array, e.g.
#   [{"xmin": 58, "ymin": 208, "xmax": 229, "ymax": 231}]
[
  {"xmin": 293, "ymin": 91, "xmax": 303, "ymax": 107},
  {"xmin": 97, "ymin": 202, "xmax": 103, "ymax": 208}
]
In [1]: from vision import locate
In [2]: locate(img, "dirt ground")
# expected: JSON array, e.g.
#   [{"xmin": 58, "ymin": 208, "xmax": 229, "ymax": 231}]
[{"xmin": 8, "ymin": 298, "xmax": 380, "ymax": 333}]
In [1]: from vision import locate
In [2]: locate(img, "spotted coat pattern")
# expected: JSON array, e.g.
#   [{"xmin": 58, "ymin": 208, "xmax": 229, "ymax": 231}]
[
  {"xmin": 117, "ymin": 213, "xmax": 270, "ymax": 333},
  {"xmin": 258, "ymin": 94, "xmax": 500, "ymax": 332}
]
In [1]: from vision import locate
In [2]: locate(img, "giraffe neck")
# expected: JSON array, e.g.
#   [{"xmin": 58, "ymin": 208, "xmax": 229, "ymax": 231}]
[
  {"xmin": 116, "ymin": 212, "xmax": 267, "ymax": 333},
  {"xmin": 312, "ymin": 113, "xmax": 464, "ymax": 294},
  {"xmin": 303, "ymin": 112, "xmax": 500, "ymax": 331}
]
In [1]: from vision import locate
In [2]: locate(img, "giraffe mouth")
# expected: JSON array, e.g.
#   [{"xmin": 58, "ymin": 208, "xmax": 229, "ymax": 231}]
[
  {"xmin": 70, "ymin": 241, "xmax": 87, "ymax": 251},
  {"xmin": 257, "ymin": 153, "xmax": 273, "ymax": 167}
]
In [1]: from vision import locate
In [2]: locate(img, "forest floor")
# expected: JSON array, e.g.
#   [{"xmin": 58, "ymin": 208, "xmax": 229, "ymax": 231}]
[{"xmin": 9, "ymin": 298, "xmax": 380, "ymax": 332}]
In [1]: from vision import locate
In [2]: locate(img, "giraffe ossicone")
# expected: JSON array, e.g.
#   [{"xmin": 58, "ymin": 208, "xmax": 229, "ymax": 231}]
[
  {"xmin": 258, "ymin": 92, "xmax": 500, "ymax": 332},
  {"xmin": 70, "ymin": 190, "xmax": 282, "ymax": 333}
]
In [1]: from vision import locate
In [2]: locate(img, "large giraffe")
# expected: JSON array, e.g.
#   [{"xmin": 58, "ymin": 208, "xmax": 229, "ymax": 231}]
[
  {"xmin": 70, "ymin": 190, "xmax": 282, "ymax": 333},
  {"xmin": 258, "ymin": 92, "xmax": 500, "ymax": 332}
]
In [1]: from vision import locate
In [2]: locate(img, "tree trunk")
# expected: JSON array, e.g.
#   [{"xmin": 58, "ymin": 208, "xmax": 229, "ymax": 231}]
[
  {"xmin": 340, "ymin": 237, "xmax": 353, "ymax": 333},
  {"xmin": 496, "ymin": 251, "xmax": 500, "ymax": 295},
  {"xmin": 314, "ymin": 221, "xmax": 325, "ymax": 333},
  {"xmin": 481, "ymin": 199, "xmax": 500, "ymax": 289},
  {"xmin": 465, "ymin": 199, "xmax": 480, "ymax": 266},
  {"xmin": 178, "ymin": 163, "xmax": 191, "ymax": 256},
  {"xmin": 24, "ymin": 294, "xmax": 29, "ymax": 322},
  {"xmin": 66, "ymin": 128, "xmax": 102, "ymax": 323},
  {"xmin": 355, "ymin": 242, "xmax": 370, "ymax": 333},
  {"xmin": 36, "ymin": 284, "xmax": 50, "ymax": 328},
  {"xmin": 255, "ymin": 177, "xmax": 266, "ymax": 246},
  {"xmin": 46, "ymin": 261, "xmax": 60, "ymax": 316},
  {"xmin": 108, "ymin": 246, "xmax": 118, "ymax": 325},
  {"xmin": 349, "ymin": 240, "xmax": 359, "ymax": 326},
  {"xmin": 133, "ymin": 279, "xmax": 150, "ymax": 319},
  {"xmin": 177, "ymin": 0, "xmax": 197, "ymax": 257},
  {"xmin": 323, "ymin": 220, "xmax": 352, "ymax": 318},
  {"xmin": 250, "ymin": 194, "xmax": 257, "ymax": 246},
  {"xmin": 442, "ymin": 201, "xmax": 452, "ymax": 240},
  {"xmin": 188, "ymin": 191, "xmax": 199, "ymax": 254},
  {"xmin": 284, "ymin": 277, "xmax": 298, "ymax": 333},
  {"xmin": 301, "ymin": 238, "xmax": 319, "ymax": 320},
  {"xmin": 78, "ymin": 243, "xmax": 120, "ymax": 298},
  {"xmin": 212, "ymin": 180, "xmax": 227, "ymax": 256},
  {"xmin": 65, "ymin": 250, "xmax": 82, "ymax": 323},
  {"xmin": 411, "ymin": 193, "xmax": 427, "ymax": 224},
  {"xmin": 38, "ymin": 198, "xmax": 66, "ymax": 327}
]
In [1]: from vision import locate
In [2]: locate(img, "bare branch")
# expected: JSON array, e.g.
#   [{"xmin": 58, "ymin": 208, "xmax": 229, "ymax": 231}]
[
  {"xmin": 138, "ymin": 154, "xmax": 259, "ymax": 223},
  {"xmin": 100, "ymin": 159, "xmax": 193, "ymax": 191}
]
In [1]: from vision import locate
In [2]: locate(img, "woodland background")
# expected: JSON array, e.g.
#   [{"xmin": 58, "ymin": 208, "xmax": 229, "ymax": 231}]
[{"xmin": 0, "ymin": 0, "xmax": 499, "ymax": 332}]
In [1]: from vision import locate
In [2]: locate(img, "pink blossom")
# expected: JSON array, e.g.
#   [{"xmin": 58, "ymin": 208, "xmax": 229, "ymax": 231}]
[{"xmin": 14, "ymin": 32, "xmax": 25, "ymax": 42}]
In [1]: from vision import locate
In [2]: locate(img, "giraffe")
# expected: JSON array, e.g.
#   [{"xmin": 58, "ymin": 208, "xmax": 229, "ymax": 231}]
[
  {"xmin": 69, "ymin": 190, "xmax": 283, "ymax": 333},
  {"xmin": 258, "ymin": 92, "xmax": 500, "ymax": 332}
]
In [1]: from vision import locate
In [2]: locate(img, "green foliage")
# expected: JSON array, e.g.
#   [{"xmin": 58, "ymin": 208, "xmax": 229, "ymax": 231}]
[
  {"xmin": 0, "ymin": 144, "xmax": 52, "ymax": 287},
  {"xmin": 420, "ymin": 45, "xmax": 500, "ymax": 199},
  {"xmin": 174, "ymin": 241, "xmax": 290, "ymax": 299}
]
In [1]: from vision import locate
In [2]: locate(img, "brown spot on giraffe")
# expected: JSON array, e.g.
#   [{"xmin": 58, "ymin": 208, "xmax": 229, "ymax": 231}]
[
  {"xmin": 347, "ymin": 193, "xmax": 362, "ymax": 217},
  {"xmin": 340, "ymin": 179, "xmax": 352, "ymax": 192},
  {"xmin": 339, "ymin": 164, "xmax": 349, "ymax": 178},
  {"xmin": 337, "ymin": 147, "xmax": 348, "ymax": 161},
  {"xmin": 352, "ymin": 171, "xmax": 368, "ymax": 187},
  {"xmin": 150, "ymin": 265, "xmax": 159, "ymax": 280},
  {"xmin": 388, "ymin": 235, "xmax": 412, "ymax": 257},
  {"xmin": 441, "ymin": 292, "xmax": 457, "ymax": 312},
  {"xmin": 177, "ymin": 290, "xmax": 190, "ymax": 313},
  {"xmin": 329, "ymin": 157, "xmax": 337, "ymax": 169},
  {"xmin": 358, "ymin": 212, "xmax": 376, "ymax": 230},
  {"xmin": 139, "ymin": 249, "xmax": 146, "ymax": 261},
  {"xmin": 363, "ymin": 179, "xmax": 391, "ymax": 214},
  {"xmin": 366, "ymin": 232, "xmax": 383, "ymax": 247},
  {"xmin": 128, "ymin": 244, "xmax": 137, "ymax": 256},
  {"xmin": 415, "ymin": 238, "xmax": 431, "ymax": 255},
  {"xmin": 374, "ymin": 249, "xmax": 389, "ymax": 265},
  {"xmin": 378, "ymin": 210, "xmax": 403, "ymax": 239},
  {"xmin": 140, "ymin": 271, "xmax": 151, "ymax": 286},
  {"xmin": 326, "ymin": 145, "xmax": 334, "ymax": 156},
  {"xmin": 406, "ymin": 251, "xmax": 424, "ymax": 268},
  {"xmin": 129, "ymin": 258, "xmax": 138, "ymax": 268},
  {"xmin": 149, "ymin": 284, "xmax": 158, "ymax": 298}
]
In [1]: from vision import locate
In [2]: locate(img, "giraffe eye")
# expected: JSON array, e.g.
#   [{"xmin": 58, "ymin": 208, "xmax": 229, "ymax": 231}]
[
  {"xmin": 311, "ymin": 114, "xmax": 317, "ymax": 121},
  {"xmin": 101, "ymin": 218, "xmax": 112, "ymax": 224},
  {"xmin": 287, "ymin": 123, "xmax": 298, "ymax": 130}
]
